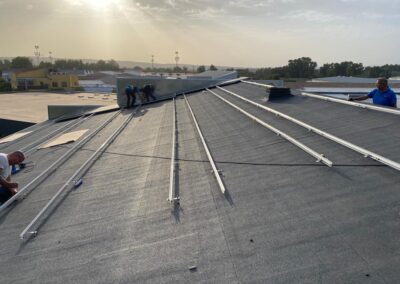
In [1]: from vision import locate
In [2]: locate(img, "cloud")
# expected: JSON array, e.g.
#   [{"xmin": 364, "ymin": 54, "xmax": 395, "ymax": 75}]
[{"xmin": 281, "ymin": 10, "xmax": 345, "ymax": 22}]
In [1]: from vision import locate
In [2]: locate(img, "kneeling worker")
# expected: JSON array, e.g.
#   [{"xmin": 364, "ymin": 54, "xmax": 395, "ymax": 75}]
[
  {"xmin": 0, "ymin": 151, "xmax": 25, "ymax": 205},
  {"xmin": 349, "ymin": 77, "xmax": 397, "ymax": 108}
]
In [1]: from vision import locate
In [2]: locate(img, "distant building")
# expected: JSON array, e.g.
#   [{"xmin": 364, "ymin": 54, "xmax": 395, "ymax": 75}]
[
  {"xmin": 78, "ymin": 80, "xmax": 114, "ymax": 93},
  {"xmin": 9, "ymin": 68, "xmax": 79, "ymax": 90}
]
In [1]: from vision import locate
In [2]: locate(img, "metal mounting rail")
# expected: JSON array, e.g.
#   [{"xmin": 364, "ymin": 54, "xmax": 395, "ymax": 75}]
[
  {"xmin": 184, "ymin": 94, "xmax": 227, "ymax": 194},
  {"xmin": 217, "ymin": 86, "xmax": 400, "ymax": 172},
  {"xmin": 21, "ymin": 114, "xmax": 94, "ymax": 156},
  {"xmin": 300, "ymin": 92, "xmax": 400, "ymax": 116},
  {"xmin": 240, "ymin": 80, "xmax": 275, "ymax": 89},
  {"xmin": 0, "ymin": 120, "xmax": 53, "ymax": 150},
  {"xmin": 241, "ymin": 79, "xmax": 400, "ymax": 116},
  {"xmin": 168, "ymin": 98, "xmax": 179, "ymax": 203},
  {"xmin": 20, "ymin": 107, "xmax": 139, "ymax": 240},
  {"xmin": 0, "ymin": 111, "xmax": 121, "ymax": 214},
  {"xmin": 207, "ymin": 89, "xmax": 333, "ymax": 167}
]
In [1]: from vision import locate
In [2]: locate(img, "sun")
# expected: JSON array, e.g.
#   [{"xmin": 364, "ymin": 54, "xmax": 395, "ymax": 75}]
[{"xmin": 86, "ymin": 0, "xmax": 115, "ymax": 10}]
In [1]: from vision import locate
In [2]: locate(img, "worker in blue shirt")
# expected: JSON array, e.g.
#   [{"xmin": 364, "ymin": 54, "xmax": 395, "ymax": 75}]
[
  {"xmin": 349, "ymin": 77, "xmax": 397, "ymax": 107},
  {"xmin": 125, "ymin": 85, "xmax": 138, "ymax": 108}
]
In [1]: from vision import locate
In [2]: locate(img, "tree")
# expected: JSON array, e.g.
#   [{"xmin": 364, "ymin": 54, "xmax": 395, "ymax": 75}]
[
  {"xmin": 0, "ymin": 77, "xmax": 11, "ymax": 91},
  {"xmin": 0, "ymin": 59, "xmax": 11, "ymax": 70},
  {"xmin": 39, "ymin": 61, "xmax": 53, "ymax": 68},
  {"xmin": 197, "ymin": 65, "xmax": 206, "ymax": 73},
  {"xmin": 209, "ymin": 64, "xmax": 218, "ymax": 71},
  {"xmin": 11, "ymin": 57, "xmax": 33, "ymax": 69},
  {"xmin": 288, "ymin": 57, "xmax": 317, "ymax": 78}
]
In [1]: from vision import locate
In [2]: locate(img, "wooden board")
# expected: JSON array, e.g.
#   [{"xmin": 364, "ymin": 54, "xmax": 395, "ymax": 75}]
[
  {"xmin": 39, "ymin": 129, "xmax": 88, "ymax": 149},
  {"xmin": 0, "ymin": 131, "xmax": 32, "ymax": 144}
]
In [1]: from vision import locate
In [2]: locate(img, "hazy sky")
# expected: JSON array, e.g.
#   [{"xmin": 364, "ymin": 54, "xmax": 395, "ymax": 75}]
[{"xmin": 0, "ymin": 0, "xmax": 399, "ymax": 67}]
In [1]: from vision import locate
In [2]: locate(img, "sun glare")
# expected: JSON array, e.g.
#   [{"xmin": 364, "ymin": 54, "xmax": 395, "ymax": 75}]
[{"xmin": 86, "ymin": 0, "xmax": 114, "ymax": 10}]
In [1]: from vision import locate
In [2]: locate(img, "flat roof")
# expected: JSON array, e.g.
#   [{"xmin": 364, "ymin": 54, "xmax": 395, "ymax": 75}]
[
  {"xmin": 0, "ymin": 92, "xmax": 117, "ymax": 123},
  {"xmin": 1, "ymin": 81, "xmax": 400, "ymax": 282}
]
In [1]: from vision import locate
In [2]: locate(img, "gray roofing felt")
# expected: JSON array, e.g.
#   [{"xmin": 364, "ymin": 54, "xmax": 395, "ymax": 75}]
[{"xmin": 1, "ymin": 81, "xmax": 400, "ymax": 283}]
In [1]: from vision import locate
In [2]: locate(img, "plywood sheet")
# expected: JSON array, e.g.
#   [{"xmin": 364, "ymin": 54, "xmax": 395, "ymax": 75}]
[
  {"xmin": 39, "ymin": 129, "xmax": 88, "ymax": 149},
  {"xmin": 0, "ymin": 131, "xmax": 32, "ymax": 144}
]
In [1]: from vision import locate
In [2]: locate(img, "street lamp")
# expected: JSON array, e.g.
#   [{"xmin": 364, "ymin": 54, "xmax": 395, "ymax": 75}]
[{"xmin": 34, "ymin": 45, "xmax": 40, "ymax": 66}]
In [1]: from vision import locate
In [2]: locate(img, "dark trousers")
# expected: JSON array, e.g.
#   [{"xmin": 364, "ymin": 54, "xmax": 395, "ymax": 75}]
[
  {"xmin": 0, "ymin": 186, "xmax": 12, "ymax": 204},
  {"xmin": 126, "ymin": 94, "xmax": 136, "ymax": 108}
]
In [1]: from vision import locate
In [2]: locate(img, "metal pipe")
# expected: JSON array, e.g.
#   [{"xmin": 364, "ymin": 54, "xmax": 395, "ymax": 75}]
[
  {"xmin": 300, "ymin": 91, "xmax": 400, "ymax": 116},
  {"xmin": 0, "ymin": 111, "xmax": 121, "ymax": 214},
  {"xmin": 207, "ymin": 89, "xmax": 333, "ymax": 167},
  {"xmin": 168, "ymin": 98, "xmax": 178, "ymax": 202},
  {"xmin": 0, "ymin": 120, "xmax": 53, "ymax": 150},
  {"xmin": 20, "ymin": 107, "xmax": 139, "ymax": 240},
  {"xmin": 184, "ymin": 94, "xmax": 226, "ymax": 194},
  {"xmin": 217, "ymin": 85, "xmax": 400, "ymax": 172}
]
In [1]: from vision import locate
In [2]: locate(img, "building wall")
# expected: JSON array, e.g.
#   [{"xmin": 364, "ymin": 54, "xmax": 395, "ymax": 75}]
[{"xmin": 10, "ymin": 68, "xmax": 79, "ymax": 90}]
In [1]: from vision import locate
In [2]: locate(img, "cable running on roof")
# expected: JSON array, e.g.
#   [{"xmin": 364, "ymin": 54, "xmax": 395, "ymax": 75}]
[
  {"xmin": 184, "ymin": 94, "xmax": 227, "ymax": 194},
  {"xmin": 20, "ymin": 107, "xmax": 140, "ymax": 241},
  {"xmin": 21, "ymin": 113, "xmax": 94, "ymax": 156},
  {"xmin": 0, "ymin": 111, "xmax": 121, "ymax": 214},
  {"xmin": 218, "ymin": 85, "xmax": 400, "ymax": 172},
  {"xmin": 168, "ymin": 97, "xmax": 179, "ymax": 204},
  {"xmin": 206, "ymin": 89, "xmax": 333, "ymax": 167}
]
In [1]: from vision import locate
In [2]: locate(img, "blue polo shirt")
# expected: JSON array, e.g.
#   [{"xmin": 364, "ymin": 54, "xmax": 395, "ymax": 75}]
[{"xmin": 368, "ymin": 87, "xmax": 397, "ymax": 107}]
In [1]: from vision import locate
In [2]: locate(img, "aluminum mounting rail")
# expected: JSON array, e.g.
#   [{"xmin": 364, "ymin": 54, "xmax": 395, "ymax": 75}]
[
  {"xmin": 0, "ymin": 111, "xmax": 121, "ymax": 214},
  {"xmin": 241, "ymin": 79, "xmax": 400, "ymax": 116},
  {"xmin": 300, "ymin": 91, "xmax": 400, "ymax": 116},
  {"xmin": 21, "ymin": 113, "xmax": 94, "ymax": 156},
  {"xmin": 240, "ymin": 80, "xmax": 275, "ymax": 89},
  {"xmin": 184, "ymin": 94, "xmax": 227, "ymax": 194},
  {"xmin": 0, "ymin": 120, "xmax": 54, "ymax": 150},
  {"xmin": 168, "ymin": 98, "xmax": 179, "ymax": 203},
  {"xmin": 207, "ymin": 89, "xmax": 333, "ymax": 167},
  {"xmin": 217, "ymin": 86, "xmax": 400, "ymax": 172},
  {"xmin": 20, "ymin": 107, "xmax": 139, "ymax": 240}
]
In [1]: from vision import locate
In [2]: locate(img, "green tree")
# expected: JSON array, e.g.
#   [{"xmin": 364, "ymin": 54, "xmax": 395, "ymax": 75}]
[
  {"xmin": 0, "ymin": 77, "xmax": 11, "ymax": 91},
  {"xmin": 209, "ymin": 64, "xmax": 218, "ymax": 71},
  {"xmin": 197, "ymin": 65, "xmax": 206, "ymax": 73},
  {"xmin": 11, "ymin": 57, "xmax": 33, "ymax": 69},
  {"xmin": 288, "ymin": 57, "xmax": 317, "ymax": 78}
]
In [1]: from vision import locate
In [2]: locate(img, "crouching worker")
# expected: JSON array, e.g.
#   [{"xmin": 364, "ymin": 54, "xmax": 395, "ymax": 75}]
[
  {"xmin": 0, "ymin": 151, "xmax": 25, "ymax": 205},
  {"xmin": 141, "ymin": 84, "xmax": 157, "ymax": 102}
]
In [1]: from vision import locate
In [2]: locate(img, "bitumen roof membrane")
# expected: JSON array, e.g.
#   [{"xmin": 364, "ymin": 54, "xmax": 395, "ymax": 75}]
[{"xmin": 0, "ymin": 81, "xmax": 400, "ymax": 283}]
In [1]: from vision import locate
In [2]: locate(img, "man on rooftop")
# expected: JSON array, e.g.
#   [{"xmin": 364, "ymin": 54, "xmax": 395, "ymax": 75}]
[
  {"xmin": 0, "ymin": 151, "xmax": 25, "ymax": 205},
  {"xmin": 349, "ymin": 77, "xmax": 397, "ymax": 107}
]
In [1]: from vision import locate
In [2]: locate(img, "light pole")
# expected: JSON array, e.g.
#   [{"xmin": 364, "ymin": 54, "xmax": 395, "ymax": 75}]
[
  {"xmin": 151, "ymin": 54, "xmax": 154, "ymax": 70},
  {"xmin": 49, "ymin": 51, "xmax": 53, "ymax": 65},
  {"xmin": 174, "ymin": 51, "xmax": 179, "ymax": 68},
  {"xmin": 34, "ymin": 45, "xmax": 40, "ymax": 66}
]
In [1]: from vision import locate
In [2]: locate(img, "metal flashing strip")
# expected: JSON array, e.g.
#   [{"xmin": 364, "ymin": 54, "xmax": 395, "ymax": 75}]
[
  {"xmin": 184, "ymin": 94, "xmax": 227, "ymax": 194},
  {"xmin": 299, "ymin": 92, "xmax": 400, "ymax": 116},
  {"xmin": 217, "ymin": 86, "xmax": 400, "ymax": 172},
  {"xmin": 207, "ymin": 89, "xmax": 333, "ymax": 167},
  {"xmin": 168, "ymin": 98, "xmax": 179, "ymax": 203},
  {"xmin": 0, "ymin": 111, "xmax": 121, "ymax": 214},
  {"xmin": 21, "ymin": 114, "xmax": 94, "ymax": 156},
  {"xmin": 240, "ymin": 80, "xmax": 275, "ymax": 89},
  {"xmin": 20, "ymin": 107, "xmax": 139, "ymax": 240}
]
